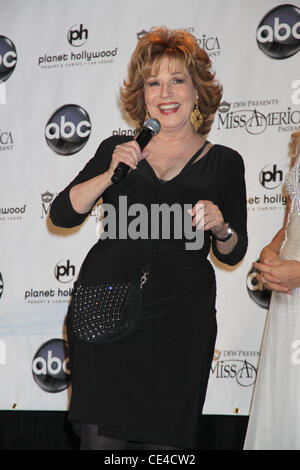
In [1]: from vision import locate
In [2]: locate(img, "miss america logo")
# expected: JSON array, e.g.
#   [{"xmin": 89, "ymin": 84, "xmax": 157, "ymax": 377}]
[{"xmin": 217, "ymin": 101, "xmax": 300, "ymax": 134}]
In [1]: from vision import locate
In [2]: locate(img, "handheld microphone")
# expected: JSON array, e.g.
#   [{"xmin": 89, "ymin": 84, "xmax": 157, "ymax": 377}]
[{"xmin": 111, "ymin": 118, "xmax": 161, "ymax": 185}]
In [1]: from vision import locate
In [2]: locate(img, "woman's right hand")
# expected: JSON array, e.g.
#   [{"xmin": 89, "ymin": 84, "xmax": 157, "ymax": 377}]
[
  {"xmin": 108, "ymin": 140, "xmax": 149, "ymax": 178},
  {"xmin": 70, "ymin": 140, "xmax": 149, "ymax": 215}
]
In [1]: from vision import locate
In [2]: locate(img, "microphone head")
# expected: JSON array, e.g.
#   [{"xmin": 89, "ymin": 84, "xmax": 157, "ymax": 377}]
[{"xmin": 143, "ymin": 118, "xmax": 161, "ymax": 136}]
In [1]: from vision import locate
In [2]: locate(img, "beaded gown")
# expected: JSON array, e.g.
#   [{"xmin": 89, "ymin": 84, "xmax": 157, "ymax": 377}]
[
  {"xmin": 50, "ymin": 135, "xmax": 247, "ymax": 450},
  {"xmin": 244, "ymin": 158, "xmax": 300, "ymax": 450}
]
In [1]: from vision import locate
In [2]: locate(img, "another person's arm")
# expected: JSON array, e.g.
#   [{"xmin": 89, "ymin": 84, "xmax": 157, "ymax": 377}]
[{"xmin": 253, "ymin": 197, "xmax": 300, "ymax": 294}]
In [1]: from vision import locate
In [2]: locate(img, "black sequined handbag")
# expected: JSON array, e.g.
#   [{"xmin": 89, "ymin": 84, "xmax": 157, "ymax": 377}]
[{"xmin": 70, "ymin": 268, "xmax": 149, "ymax": 344}]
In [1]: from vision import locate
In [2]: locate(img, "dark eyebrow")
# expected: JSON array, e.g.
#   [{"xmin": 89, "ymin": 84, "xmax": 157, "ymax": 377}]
[{"xmin": 147, "ymin": 70, "xmax": 186, "ymax": 78}]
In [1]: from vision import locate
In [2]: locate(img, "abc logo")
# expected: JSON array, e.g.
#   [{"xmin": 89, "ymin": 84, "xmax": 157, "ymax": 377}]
[
  {"xmin": 246, "ymin": 262, "xmax": 271, "ymax": 309},
  {"xmin": 0, "ymin": 36, "xmax": 17, "ymax": 82},
  {"xmin": 32, "ymin": 339, "xmax": 71, "ymax": 393},
  {"xmin": 257, "ymin": 4, "xmax": 300, "ymax": 59},
  {"xmin": 45, "ymin": 104, "xmax": 91, "ymax": 155}
]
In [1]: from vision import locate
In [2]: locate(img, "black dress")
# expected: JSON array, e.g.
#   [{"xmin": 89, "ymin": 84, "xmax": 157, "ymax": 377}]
[{"xmin": 50, "ymin": 135, "xmax": 247, "ymax": 449}]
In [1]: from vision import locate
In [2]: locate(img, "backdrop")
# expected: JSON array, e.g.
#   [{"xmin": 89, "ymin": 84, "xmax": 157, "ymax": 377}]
[{"xmin": 0, "ymin": 0, "xmax": 299, "ymax": 417}]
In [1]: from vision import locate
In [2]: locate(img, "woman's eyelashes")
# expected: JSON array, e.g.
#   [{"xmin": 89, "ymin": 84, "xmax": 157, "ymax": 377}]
[
  {"xmin": 146, "ymin": 77, "xmax": 185, "ymax": 87},
  {"xmin": 173, "ymin": 78, "xmax": 185, "ymax": 84},
  {"xmin": 147, "ymin": 80, "xmax": 160, "ymax": 87}
]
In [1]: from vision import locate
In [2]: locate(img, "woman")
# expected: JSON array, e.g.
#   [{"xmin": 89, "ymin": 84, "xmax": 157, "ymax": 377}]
[
  {"xmin": 244, "ymin": 131, "xmax": 300, "ymax": 450},
  {"xmin": 50, "ymin": 27, "xmax": 247, "ymax": 450}
]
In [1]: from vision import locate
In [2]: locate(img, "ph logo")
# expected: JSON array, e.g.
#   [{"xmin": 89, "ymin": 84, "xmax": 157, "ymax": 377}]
[
  {"xmin": 45, "ymin": 104, "xmax": 91, "ymax": 155},
  {"xmin": 257, "ymin": 4, "xmax": 300, "ymax": 59},
  {"xmin": 259, "ymin": 164, "xmax": 283, "ymax": 189},
  {"xmin": 55, "ymin": 259, "xmax": 76, "ymax": 283},
  {"xmin": 0, "ymin": 36, "xmax": 17, "ymax": 82},
  {"xmin": 67, "ymin": 24, "xmax": 88, "ymax": 47}
]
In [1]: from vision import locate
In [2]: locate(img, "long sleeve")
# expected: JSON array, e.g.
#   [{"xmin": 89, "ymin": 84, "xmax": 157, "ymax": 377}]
[
  {"xmin": 50, "ymin": 136, "xmax": 120, "ymax": 228},
  {"xmin": 211, "ymin": 149, "xmax": 248, "ymax": 266}
]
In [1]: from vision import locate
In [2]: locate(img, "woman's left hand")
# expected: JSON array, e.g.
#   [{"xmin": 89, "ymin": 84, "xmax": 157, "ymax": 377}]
[
  {"xmin": 188, "ymin": 200, "xmax": 226, "ymax": 235},
  {"xmin": 254, "ymin": 259, "xmax": 300, "ymax": 293}
]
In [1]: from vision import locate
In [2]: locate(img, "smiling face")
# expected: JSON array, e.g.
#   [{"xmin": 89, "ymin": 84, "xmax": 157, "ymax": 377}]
[{"xmin": 144, "ymin": 56, "xmax": 198, "ymax": 134}]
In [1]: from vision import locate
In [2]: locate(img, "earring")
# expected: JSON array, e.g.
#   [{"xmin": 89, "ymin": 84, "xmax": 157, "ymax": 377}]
[
  {"xmin": 191, "ymin": 100, "xmax": 203, "ymax": 132},
  {"xmin": 144, "ymin": 108, "xmax": 150, "ymax": 121}
]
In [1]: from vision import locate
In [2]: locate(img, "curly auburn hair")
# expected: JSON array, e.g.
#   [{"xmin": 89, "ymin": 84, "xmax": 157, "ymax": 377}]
[{"xmin": 120, "ymin": 27, "xmax": 223, "ymax": 135}]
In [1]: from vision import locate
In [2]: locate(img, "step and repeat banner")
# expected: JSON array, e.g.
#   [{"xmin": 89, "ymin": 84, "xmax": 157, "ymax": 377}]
[{"xmin": 0, "ymin": 0, "xmax": 299, "ymax": 415}]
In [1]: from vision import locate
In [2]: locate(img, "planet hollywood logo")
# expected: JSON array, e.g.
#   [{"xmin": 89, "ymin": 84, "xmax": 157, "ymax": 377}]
[
  {"xmin": 25, "ymin": 286, "xmax": 73, "ymax": 304},
  {"xmin": 54, "ymin": 259, "xmax": 76, "ymax": 284},
  {"xmin": 25, "ymin": 254, "xmax": 74, "ymax": 304},
  {"xmin": 67, "ymin": 24, "xmax": 88, "ymax": 47},
  {"xmin": 38, "ymin": 23, "xmax": 118, "ymax": 69},
  {"xmin": 257, "ymin": 4, "xmax": 300, "ymax": 59},
  {"xmin": 248, "ymin": 161, "xmax": 289, "ymax": 213},
  {"xmin": 32, "ymin": 339, "xmax": 70, "ymax": 393},
  {"xmin": 210, "ymin": 349, "xmax": 258, "ymax": 387},
  {"xmin": 0, "ymin": 36, "xmax": 17, "ymax": 82},
  {"xmin": 259, "ymin": 163, "xmax": 284, "ymax": 190},
  {"xmin": 0, "ymin": 204, "xmax": 26, "ymax": 221},
  {"xmin": 217, "ymin": 100, "xmax": 300, "ymax": 134},
  {"xmin": 248, "ymin": 192, "xmax": 287, "ymax": 213},
  {"xmin": 45, "ymin": 104, "xmax": 91, "ymax": 155}
]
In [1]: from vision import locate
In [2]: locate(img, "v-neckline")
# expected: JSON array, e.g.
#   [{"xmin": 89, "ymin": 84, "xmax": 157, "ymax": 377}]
[{"xmin": 142, "ymin": 140, "xmax": 212, "ymax": 184}]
